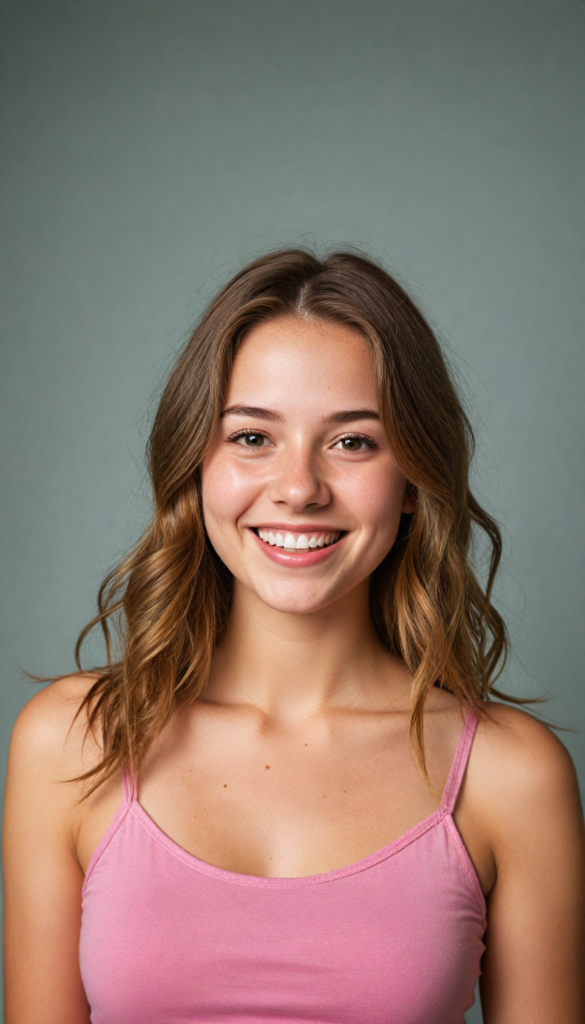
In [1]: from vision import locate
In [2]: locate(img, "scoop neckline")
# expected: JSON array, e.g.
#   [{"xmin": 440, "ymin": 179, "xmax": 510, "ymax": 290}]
[{"xmin": 128, "ymin": 796, "xmax": 448, "ymax": 888}]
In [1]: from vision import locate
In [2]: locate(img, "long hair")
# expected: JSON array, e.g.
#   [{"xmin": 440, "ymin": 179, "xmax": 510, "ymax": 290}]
[{"xmin": 66, "ymin": 248, "xmax": 513, "ymax": 795}]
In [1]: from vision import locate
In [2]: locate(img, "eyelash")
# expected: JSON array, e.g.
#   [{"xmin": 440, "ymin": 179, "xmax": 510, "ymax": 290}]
[{"xmin": 226, "ymin": 429, "xmax": 379, "ymax": 451}]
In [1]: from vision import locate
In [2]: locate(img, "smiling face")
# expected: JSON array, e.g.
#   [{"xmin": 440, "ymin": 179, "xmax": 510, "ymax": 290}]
[{"xmin": 201, "ymin": 316, "xmax": 416, "ymax": 615}]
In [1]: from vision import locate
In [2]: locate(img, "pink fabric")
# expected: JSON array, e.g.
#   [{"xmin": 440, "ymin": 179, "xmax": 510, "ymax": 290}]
[{"xmin": 80, "ymin": 711, "xmax": 485, "ymax": 1023}]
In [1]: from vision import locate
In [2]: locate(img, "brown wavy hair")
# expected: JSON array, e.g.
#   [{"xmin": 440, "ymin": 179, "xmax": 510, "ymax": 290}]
[{"xmin": 66, "ymin": 248, "xmax": 514, "ymax": 795}]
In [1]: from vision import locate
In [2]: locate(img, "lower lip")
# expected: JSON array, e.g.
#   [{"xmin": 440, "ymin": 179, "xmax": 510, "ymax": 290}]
[{"xmin": 249, "ymin": 529, "xmax": 346, "ymax": 566}]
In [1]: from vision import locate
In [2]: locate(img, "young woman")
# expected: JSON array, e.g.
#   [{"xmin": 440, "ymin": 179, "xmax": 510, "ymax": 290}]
[{"xmin": 3, "ymin": 250, "xmax": 584, "ymax": 1024}]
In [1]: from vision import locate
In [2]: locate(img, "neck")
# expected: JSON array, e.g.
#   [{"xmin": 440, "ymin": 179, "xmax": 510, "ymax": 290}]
[{"xmin": 205, "ymin": 579, "xmax": 403, "ymax": 721}]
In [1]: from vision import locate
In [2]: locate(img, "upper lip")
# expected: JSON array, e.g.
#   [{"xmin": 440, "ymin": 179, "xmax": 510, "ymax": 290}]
[{"xmin": 248, "ymin": 524, "xmax": 345, "ymax": 533}]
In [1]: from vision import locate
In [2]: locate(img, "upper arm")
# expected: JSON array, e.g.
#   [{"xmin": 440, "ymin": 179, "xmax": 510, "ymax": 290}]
[
  {"xmin": 2, "ymin": 677, "xmax": 98, "ymax": 1024},
  {"xmin": 477, "ymin": 707, "xmax": 585, "ymax": 1024}
]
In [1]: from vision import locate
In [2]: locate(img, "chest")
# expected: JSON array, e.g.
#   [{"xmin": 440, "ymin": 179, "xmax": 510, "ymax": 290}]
[
  {"xmin": 77, "ymin": 709, "xmax": 494, "ymax": 892},
  {"xmin": 81, "ymin": 719, "xmax": 442, "ymax": 874}
]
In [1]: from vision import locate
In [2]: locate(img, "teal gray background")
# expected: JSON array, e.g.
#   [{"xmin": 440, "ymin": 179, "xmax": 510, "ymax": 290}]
[{"xmin": 1, "ymin": 2, "xmax": 584, "ymax": 1020}]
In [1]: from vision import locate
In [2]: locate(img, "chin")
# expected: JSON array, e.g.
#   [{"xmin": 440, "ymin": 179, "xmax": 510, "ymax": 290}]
[{"xmin": 251, "ymin": 581, "xmax": 349, "ymax": 616}]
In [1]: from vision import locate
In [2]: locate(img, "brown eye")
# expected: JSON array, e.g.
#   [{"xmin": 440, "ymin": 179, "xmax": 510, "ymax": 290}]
[
  {"xmin": 340, "ymin": 437, "xmax": 362, "ymax": 451},
  {"xmin": 237, "ymin": 432, "xmax": 269, "ymax": 447},
  {"xmin": 334, "ymin": 435, "xmax": 369, "ymax": 451}
]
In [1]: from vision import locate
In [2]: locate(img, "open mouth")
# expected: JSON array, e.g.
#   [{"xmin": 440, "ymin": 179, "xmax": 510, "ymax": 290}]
[{"xmin": 253, "ymin": 528, "xmax": 344, "ymax": 552}]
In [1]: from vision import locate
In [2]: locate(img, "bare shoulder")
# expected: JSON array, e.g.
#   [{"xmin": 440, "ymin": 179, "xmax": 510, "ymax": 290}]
[
  {"xmin": 473, "ymin": 701, "xmax": 579, "ymax": 792},
  {"xmin": 3, "ymin": 675, "xmax": 106, "ymax": 1021},
  {"xmin": 466, "ymin": 706, "xmax": 585, "ymax": 1018},
  {"xmin": 7, "ymin": 672, "xmax": 104, "ymax": 798},
  {"xmin": 467, "ymin": 702, "xmax": 584, "ymax": 853}
]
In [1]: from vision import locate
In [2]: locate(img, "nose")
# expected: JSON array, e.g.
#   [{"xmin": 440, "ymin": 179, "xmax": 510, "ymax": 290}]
[{"xmin": 268, "ymin": 443, "xmax": 331, "ymax": 511}]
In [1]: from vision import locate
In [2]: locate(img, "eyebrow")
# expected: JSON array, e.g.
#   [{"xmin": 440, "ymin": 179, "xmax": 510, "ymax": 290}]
[
  {"xmin": 220, "ymin": 404, "xmax": 380, "ymax": 424},
  {"xmin": 327, "ymin": 409, "xmax": 380, "ymax": 424},
  {"xmin": 220, "ymin": 405, "xmax": 284, "ymax": 422}
]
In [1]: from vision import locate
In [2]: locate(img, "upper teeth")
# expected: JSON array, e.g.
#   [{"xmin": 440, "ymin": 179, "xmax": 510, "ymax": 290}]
[{"xmin": 257, "ymin": 529, "xmax": 340, "ymax": 550}]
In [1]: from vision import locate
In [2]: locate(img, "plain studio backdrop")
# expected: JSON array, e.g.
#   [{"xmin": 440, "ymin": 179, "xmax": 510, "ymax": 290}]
[{"xmin": 1, "ymin": 1, "xmax": 583, "ymax": 1020}]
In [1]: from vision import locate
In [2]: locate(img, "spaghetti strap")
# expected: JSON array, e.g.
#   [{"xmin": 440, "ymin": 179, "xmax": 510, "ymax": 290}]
[
  {"xmin": 121, "ymin": 766, "xmax": 136, "ymax": 805},
  {"xmin": 441, "ymin": 709, "xmax": 479, "ymax": 815}
]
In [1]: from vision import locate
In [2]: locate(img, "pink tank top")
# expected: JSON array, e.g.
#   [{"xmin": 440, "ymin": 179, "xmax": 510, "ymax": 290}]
[{"xmin": 80, "ymin": 711, "xmax": 485, "ymax": 1024}]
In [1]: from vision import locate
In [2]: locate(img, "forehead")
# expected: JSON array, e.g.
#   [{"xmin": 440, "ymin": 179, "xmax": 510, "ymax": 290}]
[{"xmin": 225, "ymin": 317, "xmax": 378, "ymax": 411}]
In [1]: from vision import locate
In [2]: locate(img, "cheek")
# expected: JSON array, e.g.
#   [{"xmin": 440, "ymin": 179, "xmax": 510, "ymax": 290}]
[
  {"xmin": 201, "ymin": 456, "xmax": 262, "ymax": 529},
  {"xmin": 338, "ymin": 462, "xmax": 407, "ymax": 535}
]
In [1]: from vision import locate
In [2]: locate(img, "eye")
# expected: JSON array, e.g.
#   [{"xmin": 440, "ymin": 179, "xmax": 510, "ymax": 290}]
[
  {"xmin": 332, "ymin": 433, "xmax": 377, "ymax": 452},
  {"xmin": 229, "ymin": 430, "xmax": 272, "ymax": 449}
]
